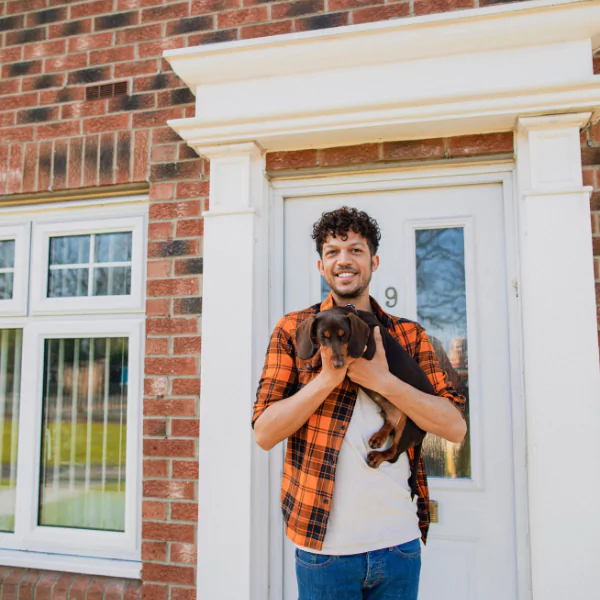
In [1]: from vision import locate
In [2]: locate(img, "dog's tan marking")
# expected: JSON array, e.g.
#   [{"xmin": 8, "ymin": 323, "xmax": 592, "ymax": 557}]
[{"xmin": 338, "ymin": 329, "xmax": 345, "ymax": 337}]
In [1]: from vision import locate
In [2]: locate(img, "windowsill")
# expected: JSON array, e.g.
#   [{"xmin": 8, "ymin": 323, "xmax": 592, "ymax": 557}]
[{"xmin": 0, "ymin": 549, "xmax": 141, "ymax": 579}]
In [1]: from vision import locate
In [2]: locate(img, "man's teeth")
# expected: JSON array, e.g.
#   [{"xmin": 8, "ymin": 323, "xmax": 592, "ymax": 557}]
[{"xmin": 337, "ymin": 273, "xmax": 355, "ymax": 278}]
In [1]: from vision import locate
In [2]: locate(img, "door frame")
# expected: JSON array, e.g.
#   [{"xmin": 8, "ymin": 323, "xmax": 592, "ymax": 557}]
[{"xmin": 267, "ymin": 160, "xmax": 531, "ymax": 600}]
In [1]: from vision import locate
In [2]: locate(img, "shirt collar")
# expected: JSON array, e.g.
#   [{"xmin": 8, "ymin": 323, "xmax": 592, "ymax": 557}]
[{"xmin": 319, "ymin": 291, "xmax": 393, "ymax": 329}]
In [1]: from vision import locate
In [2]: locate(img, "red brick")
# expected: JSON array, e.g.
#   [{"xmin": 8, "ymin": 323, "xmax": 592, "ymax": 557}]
[
  {"xmin": 0, "ymin": 146, "xmax": 8, "ymax": 196},
  {"xmin": 141, "ymin": 585, "xmax": 167, "ymax": 600},
  {"xmin": 146, "ymin": 298, "xmax": 171, "ymax": 316},
  {"xmin": 68, "ymin": 31, "xmax": 114, "ymax": 52},
  {"xmin": 147, "ymin": 261, "xmax": 172, "ymax": 279},
  {"xmin": 142, "ymin": 564, "xmax": 195, "ymax": 586},
  {"xmin": 143, "ymin": 457, "xmax": 168, "ymax": 475},
  {"xmin": 0, "ymin": 127, "xmax": 34, "ymax": 143},
  {"xmin": 142, "ymin": 501, "xmax": 168, "ymax": 521},
  {"xmin": 218, "ymin": 6, "xmax": 267, "ymax": 27},
  {"xmin": 123, "ymin": 581, "xmax": 142, "ymax": 600},
  {"xmin": 17, "ymin": 570, "xmax": 42, "ymax": 600},
  {"xmin": 36, "ymin": 120, "xmax": 80, "ymax": 140},
  {"xmin": 150, "ymin": 182, "xmax": 175, "ymax": 201},
  {"xmin": 295, "ymin": 11, "xmax": 349, "ymax": 30},
  {"xmin": 116, "ymin": 23, "xmax": 162, "ymax": 44},
  {"xmin": 176, "ymin": 180, "xmax": 209, "ymax": 199},
  {"xmin": 52, "ymin": 138, "xmax": 68, "ymax": 190},
  {"xmin": 90, "ymin": 46, "xmax": 135, "ymax": 66},
  {"xmin": 148, "ymin": 223, "xmax": 174, "ymax": 241},
  {"xmin": 146, "ymin": 338, "xmax": 169, "ymax": 355},
  {"xmin": 191, "ymin": 0, "xmax": 239, "ymax": 13},
  {"xmin": 0, "ymin": 47, "xmax": 23, "ymax": 63},
  {"xmin": 150, "ymin": 161, "xmax": 203, "ymax": 182},
  {"xmin": 172, "ymin": 462, "xmax": 200, "ymax": 480},
  {"xmin": 66, "ymin": 575, "xmax": 90, "ymax": 600},
  {"xmin": 23, "ymin": 39, "xmax": 65, "ymax": 59},
  {"xmin": 266, "ymin": 150, "xmax": 318, "ymax": 171},
  {"xmin": 52, "ymin": 573, "xmax": 78, "ymax": 600},
  {"xmin": 170, "ymin": 543, "xmax": 197, "ymax": 564},
  {"xmin": 2, "ymin": 94, "xmax": 38, "ymax": 112},
  {"xmin": 86, "ymin": 578, "xmax": 107, "ymax": 600},
  {"xmin": 382, "ymin": 138, "xmax": 445, "ymax": 161},
  {"xmin": 7, "ymin": 144, "xmax": 22, "ymax": 194},
  {"xmin": 448, "ymin": 132, "xmax": 513, "ymax": 156},
  {"xmin": 150, "ymin": 202, "xmax": 201, "ymax": 221},
  {"xmin": 105, "ymin": 581, "xmax": 127, "ymax": 600},
  {"xmin": 143, "ymin": 522, "xmax": 195, "ymax": 543},
  {"xmin": 115, "ymin": 58, "xmax": 158, "ymax": 78},
  {"xmin": 22, "ymin": 143, "xmax": 38, "ymax": 193},
  {"xmin": 142, "ymin": 2, "xmax": 189, "ymax": 22},
  {"xmin": 152, "ymin": 144, "xmax": 178, "ymax": 162},
  {"xmin": 133, "ymin": 108, "xmax": 183, "ymax": 129},
  {"xmin": 83, "ymin": 134, "xmax": 99, "ymax": 187},
  {"xmin": 320, "ymin": 143, "xmax": 379, "ymax": 167},
  {"xmin": 145, "ymin": 356, "xmax": 197, "ymax": 376},
  {"xmin": 99, "ymin": 131, "xmax": 115, "ymax": 185},
  {"xmin": 272, "ymin": 0, "xmax": 324, "ymax": 19},
  {"xmin": 151, "ymin": 125, "xmax": 184, "ymax": 144},
  {"xmin": 171, "ymin": 419, "xmax": 199, "ymax": 437},
  {"xmin": 44, "ymin": 53, "xmax": 87, "ymax": 72},
  {"xmin": 170, "ymin": 589, "xmax": 195, "ymax": 600},
  {"xmin": 147, "ymin": 278, "xmax": 198, "ymax": 297},
  {"xmin": 48, "ymin": 19, "xmax": 92, "ymax": 39},
  {"xmin": 144, "ymin": 480, "xmax": 195, "ymax": 500},
  {"xmin": 0, "ymin": 113, "xmax": 15, "ymax": 128},
  {"xmin": 353, "ymin": 2, "xmax": 410, "ymax": 22},
  {"xmin": 142, "ymin": 541, "xmax": 167, "ymax": 561},
  {"xmin": 133, "ymin": 129, "xmax": 149, "ymax": 181},
  {"xmin": 38, "ymin": 141, "xmax": 53, "ymax": 190},
  {"xmin": 175, "ymin": 219, "xmax": 204, "ymax": 237},
  {"xmin": 172, "ymin": 378, "xmax": 200, "ymax": 396},
  {"xmin": 144, "ymin": 438, "xmax": 195, "ymax": 458},
  {"xmin": 414, "ymin": 0, "xmax": 472, "ymax": 15},
  {"xmin": 241, "ymin": 20, "xmax": 293, "ymax": 39},
  {"xmin": 146, "ymin": 317, "xmax": 197, "ymax": 335},
  {"xmin": 33, "ymin": 572, "xmax": 60, "ymax": 600},
  {"xmin": 68, "ymin": 137, "xmax": 83, "ymax": 188},
  {"xmin": 173, "ymin": 337, "xmax": 201, "ymax": 355},
  {"xmin": 116, "ymin": 130, "xmax": 132, "ymax": 184},
  {"xmin": 83, "ymin": 113, "xmax": 130, "ymax": 134},
  {"xmin": 70, "ymin": 0, "xmax": 114, "ymax": 18},
  {"xmin": 144, "ymin": 398, "xmax": 197, "ymax": 417},
  {"xmin": 61, "ymin": 99, "xmax": 102, "ymax": 120}
]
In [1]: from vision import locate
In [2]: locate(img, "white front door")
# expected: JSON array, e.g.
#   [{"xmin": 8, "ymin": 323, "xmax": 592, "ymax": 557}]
[{"xmin": 274, "ymin": 170, "xmax": 523, "ymax": 599}]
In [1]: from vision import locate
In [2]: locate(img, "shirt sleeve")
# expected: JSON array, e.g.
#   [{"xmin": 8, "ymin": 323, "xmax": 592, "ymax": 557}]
[
  {"xmin": 252, "ymin": 317, "xmax": 299, "ymax": 429},
  {"xmin": 413, "ymin": 325, "xmax": 467, "ymax": 417}
]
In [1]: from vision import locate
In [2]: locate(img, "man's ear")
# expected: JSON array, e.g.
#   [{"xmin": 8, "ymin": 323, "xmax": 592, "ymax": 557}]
[
  {"xmin": 296, "ymin": 316, "xmax": 317, "ymax": 359},
  {"xmin": 347, "ymin": 313, "xmax": 370, "ymax": 358}
]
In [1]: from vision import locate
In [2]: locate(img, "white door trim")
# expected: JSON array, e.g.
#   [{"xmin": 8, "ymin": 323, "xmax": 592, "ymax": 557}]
[{"xmin": 269, "ymin": 161, "xmax": 531, "ymax": 600}]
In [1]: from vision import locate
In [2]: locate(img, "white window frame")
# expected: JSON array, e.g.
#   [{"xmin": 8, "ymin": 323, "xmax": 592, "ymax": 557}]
[
  {"xmin": 0, "ymin": 197, "xmax": 148, "ymax": 578},
  {"xmin": 0, "ymin": 224, "xmax": 30, "ymax": 317},
  {"xmin": 30, "ymin": 216, "xmax": 146, "ymax": 316}
]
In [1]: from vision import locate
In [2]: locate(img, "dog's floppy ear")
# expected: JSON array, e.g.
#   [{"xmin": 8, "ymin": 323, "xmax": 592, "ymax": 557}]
[
  {"xmin": 347, "ymin": 313, "xmax": 370, "ymax": 358},
  {"xmin": 296, "ymin": 315, "xmax": 317, "ymax": 359},
  {"xmin": 362, "ymin": 325, "xmax": 378, "ymax": 360}
]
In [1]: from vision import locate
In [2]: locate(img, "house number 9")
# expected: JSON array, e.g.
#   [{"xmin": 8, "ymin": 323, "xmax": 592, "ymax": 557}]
[{"xmin": 385, "ymin": 287, "xmax": 398, "ymax": 308}]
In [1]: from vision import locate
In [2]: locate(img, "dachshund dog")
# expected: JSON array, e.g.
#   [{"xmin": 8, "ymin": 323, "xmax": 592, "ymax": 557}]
[{"xmin": 296, "ymin": 305, "xmax": 435, "ymax": 499}]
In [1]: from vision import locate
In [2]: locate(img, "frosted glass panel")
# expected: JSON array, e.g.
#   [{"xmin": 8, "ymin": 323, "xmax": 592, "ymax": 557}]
[{"xmin": 416, "ymin": 227, "xmax": 471, "ymax": 479}]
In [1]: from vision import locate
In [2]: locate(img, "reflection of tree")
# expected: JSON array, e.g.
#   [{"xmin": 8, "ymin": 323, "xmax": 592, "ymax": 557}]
[{"xmin": 416, "ymin": 229, "xmax": 466, "ymax": 333}]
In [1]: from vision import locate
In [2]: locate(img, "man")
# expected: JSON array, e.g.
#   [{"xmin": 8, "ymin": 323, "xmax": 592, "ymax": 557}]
[{"xmin": 253, "ymin": 207, "xmax": 467, "ymax": 599}]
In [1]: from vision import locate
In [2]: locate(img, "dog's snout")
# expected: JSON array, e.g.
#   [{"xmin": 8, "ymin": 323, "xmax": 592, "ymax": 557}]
[{"xmin": 333, "ymin": 358, "xmax": 345, "ymax": 369}]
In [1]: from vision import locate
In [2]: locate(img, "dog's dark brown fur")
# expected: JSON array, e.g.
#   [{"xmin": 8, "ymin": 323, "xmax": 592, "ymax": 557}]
[{"xmin": 296, "ymin": 305, "xmax": 434, "ymax": 499}]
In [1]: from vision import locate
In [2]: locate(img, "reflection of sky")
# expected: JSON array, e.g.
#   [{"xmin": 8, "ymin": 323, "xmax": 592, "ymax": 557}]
[{"xmin": 416, "ymin": 228, "xmax": 467, "ymax": 353}]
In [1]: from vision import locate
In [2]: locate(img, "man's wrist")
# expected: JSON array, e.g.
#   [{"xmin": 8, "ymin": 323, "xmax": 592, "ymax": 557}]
[{"xmin": 377, "ymin": 372, "xmax": 406, "ymax": 399}]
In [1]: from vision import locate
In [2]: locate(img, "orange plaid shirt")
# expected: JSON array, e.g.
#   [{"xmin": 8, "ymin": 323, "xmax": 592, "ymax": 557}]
[{"xmin": 252, "ymin": 293, "xmax": 466, "ymax": 551}]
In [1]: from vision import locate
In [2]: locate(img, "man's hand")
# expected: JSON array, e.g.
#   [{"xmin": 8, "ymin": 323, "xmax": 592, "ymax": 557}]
[{"xmin": 346, "ymin": 327, "xmax": 393, "ymax": 394}]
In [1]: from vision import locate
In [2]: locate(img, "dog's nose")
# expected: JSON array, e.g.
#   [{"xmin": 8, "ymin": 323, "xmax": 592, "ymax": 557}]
[{"xmin": 333, "ymin": 359, "xmax": 345, "ymax": 369}]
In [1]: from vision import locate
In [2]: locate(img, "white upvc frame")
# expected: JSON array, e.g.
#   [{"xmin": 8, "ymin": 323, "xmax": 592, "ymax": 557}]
[
  {"xmin": 0, "ymin": 196, "xmax": 148, "ymax": 579},
  {"xmin": 0, "ymin": 224, "xmax": 30, "ymax": 317},
  {"xmin": 30, "ymin": 215, "xmax": 146, "ymax": 316},
  {"xmin": 268, "ymin": 163, "xmax": 531, "ymax": 600}
]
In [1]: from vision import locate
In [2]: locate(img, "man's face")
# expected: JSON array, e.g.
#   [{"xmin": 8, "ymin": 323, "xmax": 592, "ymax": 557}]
[{"xmin": 318, "ymin": 231, "xmax": 379, "ymax": 300}]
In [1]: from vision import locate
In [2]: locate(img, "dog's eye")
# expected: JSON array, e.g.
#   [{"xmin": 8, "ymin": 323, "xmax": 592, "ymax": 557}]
[
  {"xmin": 323, "ymin": 331, "xmax": 331, "ymax": 339},
  {"xmin": 338, "ymin": 330, "xmax": 345, "ymax": 337}
]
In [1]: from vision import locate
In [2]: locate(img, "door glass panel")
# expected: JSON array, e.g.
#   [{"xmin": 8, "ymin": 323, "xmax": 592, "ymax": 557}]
[
  {"xmin": 0, "ymin": 329, "xmax": 22, "ymax": 532},
  {"xmin": 39, "ymin": 337, "xmax": 128, "ymax": 531},
  {"xmin": 0, "ymin": 240, "xmax": 16, "ymax": 300},
  {"xmin": 415, "ymin": 227, "xmax": 471, "ymax": 479}
]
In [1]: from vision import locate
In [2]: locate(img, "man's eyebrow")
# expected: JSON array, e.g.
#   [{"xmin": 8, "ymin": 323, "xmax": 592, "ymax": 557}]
[{"xmin": 323, "ymin": 240, "xmax": 367, "ymax": 249}]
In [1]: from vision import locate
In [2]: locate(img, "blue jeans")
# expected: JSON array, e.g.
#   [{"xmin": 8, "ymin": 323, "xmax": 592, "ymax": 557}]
[{"xmin": 295, "ymin": 538, "xmax": 421, "ymax": 599}]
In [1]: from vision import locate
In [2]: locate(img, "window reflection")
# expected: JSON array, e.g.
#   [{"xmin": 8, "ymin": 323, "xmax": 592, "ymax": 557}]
[{"xmin": 416, "ymin": 228, "xmax": 471, "ymax": 479}]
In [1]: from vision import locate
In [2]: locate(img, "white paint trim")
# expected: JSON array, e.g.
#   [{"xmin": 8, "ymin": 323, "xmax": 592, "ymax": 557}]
[{"xmin": 0, "ymin": 224, "xmax": 30, "ymax": 317}]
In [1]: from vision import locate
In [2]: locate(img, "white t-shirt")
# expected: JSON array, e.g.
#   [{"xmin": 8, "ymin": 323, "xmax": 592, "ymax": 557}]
[{"xmin": 297, "ymin": 387, "xmax": 421, "ymax": 555}]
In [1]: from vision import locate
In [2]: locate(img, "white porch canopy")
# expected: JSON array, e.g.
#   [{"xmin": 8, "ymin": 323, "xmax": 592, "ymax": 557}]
[{"xmin": 164, "ymin": 1, "xmax": 600, "ymax": 598}]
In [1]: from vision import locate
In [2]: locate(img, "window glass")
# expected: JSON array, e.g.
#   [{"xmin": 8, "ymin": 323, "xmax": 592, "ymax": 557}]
[
  {"xmin": 0, "ymin": 241, "xmax": 16, "ymax": 300},
  {"xmin": 415, "ymin": 227, "xmax": 471, "ymax": 479},
  {"xmin": 39, "ymin": 337, "xmax": 128, "ymax": 531},
  {"xmin": 0, "ymin": 329, "xmax": 22, "ymax": 532}
]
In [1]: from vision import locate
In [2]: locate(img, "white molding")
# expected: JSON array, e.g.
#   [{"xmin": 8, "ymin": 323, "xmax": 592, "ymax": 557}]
[
  {"xmin": 515, "ymin": 114, "xmax": 600, "ymax": 599},
  {"xmin": 0, "ymin": 224, "xmax": 30, "ymax": 317}
]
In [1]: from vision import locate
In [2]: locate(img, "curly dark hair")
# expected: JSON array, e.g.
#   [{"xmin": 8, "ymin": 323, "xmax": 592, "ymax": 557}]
[{"xmin": 312, "ymin": 206, "xmax": 381, "ymax": 257}]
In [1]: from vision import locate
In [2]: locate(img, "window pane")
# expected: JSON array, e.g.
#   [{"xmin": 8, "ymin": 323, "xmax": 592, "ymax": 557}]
[
  {"xmin": 0, "ymin": 273, "xmax": 14, "ymax": 300},
  {"xmin": 48, "ymin": 269, "xmax": 89, "ymax": 298},
  {"xmin": 39, "ymin": 337, "xmax": 128, "ymax": 531},
  {"xmin": 92, "ymin": 267, "xmax": 132, "ymax": 297},
  {"xmin": 320, "ymin": 276, "xmax": 330, "ymax": 302},
  {"xmin": 95, "ymin": 233, "xmax": 132, "ymax": 263},
  {"xmin": 416, "ymin": 228, "xmax": 471, "ymax": 479},
  {"xmin": 0, "ymin": 329, "xmax": 22, "ymax": 533},
  {"xmin": 49, "ymin": 236, "xmax": 90, "ymax": 266},
  {"xmin": 0, "ymin": 240, "xmax": 15, "ymax": 269}
]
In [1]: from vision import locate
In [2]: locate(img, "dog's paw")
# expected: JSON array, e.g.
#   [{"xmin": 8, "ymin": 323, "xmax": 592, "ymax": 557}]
[
  {"xmin": 366, "ymin": 451, "xmax": 382, "ymax": 469},
  {"xmin": 368, "ymin": 433, "xmax": 385, "ymax": 449}
]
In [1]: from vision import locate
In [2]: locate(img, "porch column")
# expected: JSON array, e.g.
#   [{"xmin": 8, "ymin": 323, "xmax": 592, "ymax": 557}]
[
  {"xmin": 193, "ymin": 142, "xmax": 270, "ymax": 600},
  {"xmin": 515, "ymin": 114, "xmax": 600, "ymax": 599}
]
